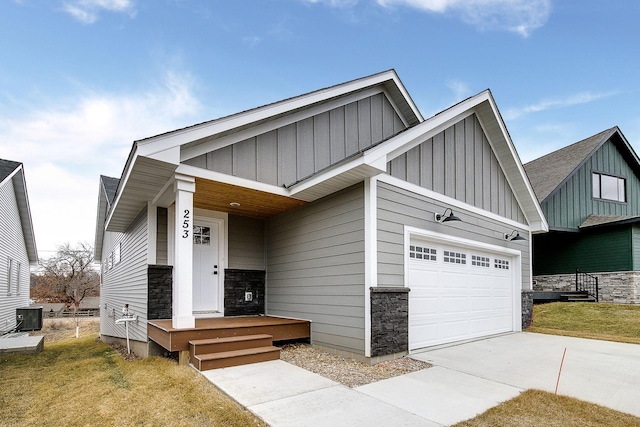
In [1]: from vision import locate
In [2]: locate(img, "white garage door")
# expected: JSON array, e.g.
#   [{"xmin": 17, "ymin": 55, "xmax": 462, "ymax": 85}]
[{"xmin": 408, "ymin": 238, "xmax": 515, "ymax": 350}]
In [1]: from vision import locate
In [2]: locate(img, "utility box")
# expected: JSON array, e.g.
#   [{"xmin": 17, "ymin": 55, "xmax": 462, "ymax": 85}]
[{"xmin": 16, "ymin": 307, "xmax": 43, "ymax": 332}]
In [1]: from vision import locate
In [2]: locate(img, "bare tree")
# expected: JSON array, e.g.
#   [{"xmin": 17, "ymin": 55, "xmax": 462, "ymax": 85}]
[{"xmin": 32, "ymin": 242, "xmax": 100, "ymax": 336}]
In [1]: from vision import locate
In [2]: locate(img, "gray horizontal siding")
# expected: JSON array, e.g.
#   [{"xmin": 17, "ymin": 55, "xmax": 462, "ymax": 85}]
[
  {"xmin": 543, "ymin": 139, "xmax": 640, "ymax": 229},
  {"xmin": 0, "ymin": 178, "xmax": 30, "ymax": 328},
  {"xmin": 266, "ymin": 184, "xmax": 366, "ymax": 355},
  {"xmin": 100, "ymin": 207, "xmax": 149, "ymax": 342},
  {"xmin": 184, "ymin": 93, "xmax": 406, "ymax": 187},
  {"xmin": 228, "ymin": 215, "xmax": 265, "ymax": 270},
  {"xmin": 388, "ymin": 114, "xmax": 526, "ymax": 223},
  {"xmin": 377, "ymin": 181, "xmax": 531, "ymax": 289}
]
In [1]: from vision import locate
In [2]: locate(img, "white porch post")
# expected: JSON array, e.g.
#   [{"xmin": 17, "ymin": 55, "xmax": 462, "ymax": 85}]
[{"xmin": 172, "ymin": 174, "xmax": 196, "ymax": 329}]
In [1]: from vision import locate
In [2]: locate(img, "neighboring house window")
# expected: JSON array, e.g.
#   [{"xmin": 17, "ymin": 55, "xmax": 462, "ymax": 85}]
[
  {"xmin": 593, "ymin": 172, "xmax": 626, "ymax": 202},
  {"xmin": 409, "ymin": 245, "xmax": 436, "ymax": 261}
]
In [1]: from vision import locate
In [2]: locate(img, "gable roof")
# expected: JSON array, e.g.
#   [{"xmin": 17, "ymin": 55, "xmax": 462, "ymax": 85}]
[
  {"xmin": 360, "ymin": 89, "xmax": 547, "ymax": 232},
  {"xmin": 0, "ymin": 159, "xmax": 38, "ymax": 264},
  {"xmin": 102, "ymin": 71, "xmax": 546, "ymax": 234},
  {"xmin": 0, "ymin": 159, "xmax": 21, "ymax": 182},
  {"xmin": 523, "ymin": 127, "xmax": 640, "ymax": 204},
  {"xmin": 94, "ymin": 175, "xmax": 120, "ymax": 259},
  {"xmin": 105, "ymin": 70, "xmax": 423, "ymax": 232}
]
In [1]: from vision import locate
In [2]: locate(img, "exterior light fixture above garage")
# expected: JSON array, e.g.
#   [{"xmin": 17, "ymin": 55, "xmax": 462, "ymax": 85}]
[
  {"xmin": 504, "ymin": 230, "xmax": 526, "ymax": 241},
  {"xmin": 435, "ymin": 208, "xmax": 461, "ymax": 224}
]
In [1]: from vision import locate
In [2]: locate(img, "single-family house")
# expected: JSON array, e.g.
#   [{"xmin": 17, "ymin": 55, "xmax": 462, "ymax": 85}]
[
  {"xmin": 525, "ymin": 127, "xmax": 640, "ymax": 304},
  {"xmin": 95, "ymin": 70, "xmax": 547, "ymax": 366},
  {"xmin": 0, "ymin": 159, "xmax": 38, "ymax": 333}
]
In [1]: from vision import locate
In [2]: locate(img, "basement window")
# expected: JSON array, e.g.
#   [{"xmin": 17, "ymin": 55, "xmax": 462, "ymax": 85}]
[{"xmin": 593, "ymin": 172, "xmax": 626, "ymax": 202}]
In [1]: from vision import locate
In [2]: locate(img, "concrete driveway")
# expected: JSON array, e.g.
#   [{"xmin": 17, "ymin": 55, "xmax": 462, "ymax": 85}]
[
  {"xmin": 202, "ymin": 333, "xmax": 640, "ymax": 426},
  {"xmin": 362, "ymin": 332, "xmax": 640, "ymax": 420}
]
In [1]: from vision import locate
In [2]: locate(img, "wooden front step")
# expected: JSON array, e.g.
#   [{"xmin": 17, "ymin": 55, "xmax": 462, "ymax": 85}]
[
  {"xmin": 192, "ymin": 346, "xmax": 281, "ymax": 371},
  {"xmin": 189, "ymin": 334, "xmax": 274, "ymax": 356}
]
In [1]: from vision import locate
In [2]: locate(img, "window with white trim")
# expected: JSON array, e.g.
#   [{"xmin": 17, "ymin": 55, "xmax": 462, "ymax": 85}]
[
  {"xmin": 593, "ymin": 172, "xmax": 626, "ymax": 202},
  {"xmin": 471, "ymin": 255, "xmax": 490, "ymax": 268},
  {"xmin": 495, "ymin": 258, "xmax": 510, "ymax": 270},
  {"xmin": 6, "ymin": 258, "xmax": 20, "ymax": 295},
  {"xmin": 113, "ymin": 243, "xmax": 121, "ymax": 266},
  {"xmin": 409, "ymin": 245, "xmax": 436, "ymax": 261},
  {"xmin": 444, "ymin": 250, "xmax": 466, "ymax": 264}
]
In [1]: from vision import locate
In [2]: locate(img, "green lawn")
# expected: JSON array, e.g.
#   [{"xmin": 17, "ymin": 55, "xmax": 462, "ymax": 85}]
[
  {"xmin": 0, "ymin": 334, "xmax": 266, "ymax": 427},
  {"xmin": 454, "ymin": 302, "xmax": 640, "ymax": 426}
]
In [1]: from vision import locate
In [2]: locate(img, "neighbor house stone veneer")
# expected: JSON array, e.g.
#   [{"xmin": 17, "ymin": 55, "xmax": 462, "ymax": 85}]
[{"xmin": 534, "ymin": 271, "xmax": 640, "ymax": 304}]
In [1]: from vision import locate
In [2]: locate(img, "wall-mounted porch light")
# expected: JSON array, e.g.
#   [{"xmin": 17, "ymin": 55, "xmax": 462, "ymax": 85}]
[
  {"xmin": 505, "ymin": 230, "xmax": 526, "ymax": 241},
  {"xmin": 435, "ymin": 208, "xmax": 461, "ymax": 224}
]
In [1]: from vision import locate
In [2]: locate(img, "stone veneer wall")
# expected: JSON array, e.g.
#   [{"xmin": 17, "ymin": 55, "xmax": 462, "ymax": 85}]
[
  {"xmin": 521, "ymin": 290, "xmax": 534, "ymax": 329},
  {"xmin": 534, "ymin": 271, "xmax": 640, "ymax": 304},
  {"xmin": 370, "ymin": 287, "xmax": 409, "ymax": 357},
  {"xmin": 148, "ymin": 265, "xmax": 172, "ymax": 319},
  {"xmin": 224, "ymin": 269, "xmax": 265, "ymax": 316}
]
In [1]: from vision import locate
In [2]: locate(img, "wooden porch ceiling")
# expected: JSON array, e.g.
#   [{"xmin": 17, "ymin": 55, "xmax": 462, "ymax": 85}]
[{"xmin": 193, "ymin": 178, "xmax": 307, "ymax": 219}]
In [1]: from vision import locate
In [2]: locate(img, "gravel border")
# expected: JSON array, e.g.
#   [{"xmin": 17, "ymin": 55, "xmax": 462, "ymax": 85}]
[{"xmin": 279, "ymin": 343, "xmax": 431, "ymax": 388}]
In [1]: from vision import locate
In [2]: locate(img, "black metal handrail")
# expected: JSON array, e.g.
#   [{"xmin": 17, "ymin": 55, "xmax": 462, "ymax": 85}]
[{"xmin": 576, "ymin": 269, "xmax": 599, "ymax": 302}]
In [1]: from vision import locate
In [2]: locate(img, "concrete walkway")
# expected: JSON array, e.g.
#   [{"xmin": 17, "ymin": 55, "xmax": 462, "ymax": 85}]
[{"xmin": 201, "ymin": 333, "xmax": 640, "ymax": 426}]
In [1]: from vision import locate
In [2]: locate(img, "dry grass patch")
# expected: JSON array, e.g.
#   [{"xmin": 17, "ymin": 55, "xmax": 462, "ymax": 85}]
[
  {"xmin": 31, "ymin": 317, "xmax": 101, "ymax": 342},
  {"xmin": 280, "ymin": 343, "xmax": 431, "ymax": 387},
  {"xmin": 0, "ymin": 326, "xmax": 265, "ymax": 426},
  {"xmin": 454, "ymin": 389, "xmax": 640, "ymax": 427},
  {"xmin": 528, "ymin": 302, "xmax": 640, "ymax": 344}
]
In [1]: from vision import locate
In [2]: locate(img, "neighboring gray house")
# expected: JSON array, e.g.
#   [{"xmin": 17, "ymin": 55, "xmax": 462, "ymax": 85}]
[
  {"xmin": 0, "ymin": 159, "xmax": 38, "ymax": 332},
  {"xmin": 95, "ymin": 70, "xmax": 547, "ymax": 361}
]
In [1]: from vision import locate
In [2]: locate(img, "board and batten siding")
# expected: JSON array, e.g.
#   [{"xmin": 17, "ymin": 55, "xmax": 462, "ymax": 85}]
[
  {"xmin": 388, "ymin": 114, "xmax": 526, "ymax": 224},
  {"xmin": 543, "ymin": 138, "xmax": 640, "ymax": 230},
  {"xmin": 228, "ymin": 215, "xmax": 265, "ymax": 270},
  {"xmin": 0, "ymin": 178, "xmax": 30, "ymax": 328},
  {"xmin": 184, "ymin": 93, "xmax": 406, "ymax": 187},
  {"xmin": 100, "ymin": 207, "xmax": 149, "ymax": 342},
  {"xmin": 377, "ymin": 181, "xmax": 531, "ymax": 288},
  {"xmin": 533, "ymin": 226, "xmax": 632, "ymax": 275},
  {"xmin": 156, "ymin": 207, "xmax": 168, "ymax": 265},
  {"xmin": 266, "ymin": 184, "xmax": 366, "ymax": 355}
]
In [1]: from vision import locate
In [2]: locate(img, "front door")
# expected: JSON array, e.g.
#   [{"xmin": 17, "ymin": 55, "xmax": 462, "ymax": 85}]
[{"xmin": 192, "ymin": 219, "xmax": 222, "ymax": 315}]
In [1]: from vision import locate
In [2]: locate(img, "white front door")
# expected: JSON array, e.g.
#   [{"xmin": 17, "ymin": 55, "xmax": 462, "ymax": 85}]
[{"xmin": 192, "ymin": 219, "xmax": 222, "ymax": 315}]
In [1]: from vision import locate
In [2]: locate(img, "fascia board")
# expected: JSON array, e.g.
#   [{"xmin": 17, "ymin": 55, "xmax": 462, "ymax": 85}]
[
  {"xmin": 104, "ymin": 145, "xmax": 139, "ymax": 231},
  {"xmin": 139, "ymin": 71, "xmax": 411, "ymax": 161},
  {"xmin": 479, "ymin": 94, "xmax": 548, "ymax": 233},
  {"xmin": 10, "ymin": 166, "xmax": 38, "ymax": 263},
  {"xmin": 176, "ymin": 164, "xmax": 292, "ymax": 198}
]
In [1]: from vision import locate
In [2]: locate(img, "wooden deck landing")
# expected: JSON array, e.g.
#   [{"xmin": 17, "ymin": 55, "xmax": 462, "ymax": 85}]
[{"xmin": 148, "ymin": 316, "xmax": 311, "ymax": 352}]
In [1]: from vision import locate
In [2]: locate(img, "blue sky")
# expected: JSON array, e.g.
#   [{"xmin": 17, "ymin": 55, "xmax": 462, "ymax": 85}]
[{"xmin": 1, "ymin": 0, "xmax": 639, "ymax": 256}]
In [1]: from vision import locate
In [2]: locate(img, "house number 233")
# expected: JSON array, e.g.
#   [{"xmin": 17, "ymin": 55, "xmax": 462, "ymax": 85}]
[{"xmin": 182, "ymin": 209, "xmax": 191, "ymax": 238}]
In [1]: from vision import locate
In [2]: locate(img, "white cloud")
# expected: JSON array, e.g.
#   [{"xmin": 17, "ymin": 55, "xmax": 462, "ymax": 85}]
[
  {"xmin": 376, "ymin": 0, "xmax": 552, "ymax": 37},
  {"xmin": 504, "ymin": 91, "xmax": 617, "ymax": 120},
  {"xmin": 0, "ymin": 71, "xmax": 202, "ymax": 254},
  {"xmin": 447, "ymin": 79, "xmax": 471, "ymax": 102},
  {"xmin": 303, "ymin": 0, "xmax": 359, "ymax": 7},
  {"xmin": 63, "ymin": 0, "xmax": 136, "ymax": 24}
]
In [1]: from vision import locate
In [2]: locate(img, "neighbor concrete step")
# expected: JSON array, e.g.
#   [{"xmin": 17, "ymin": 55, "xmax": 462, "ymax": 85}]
[
  {"xmin": 192, "ymin": 346, "xmax": 281, "ymax": 371},
  {"xmin": 189, "ymin": 334, "xmax": 273, "ymax": 355}
]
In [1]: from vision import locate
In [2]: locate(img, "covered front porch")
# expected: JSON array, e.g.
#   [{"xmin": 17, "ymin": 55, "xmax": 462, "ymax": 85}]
[{"xmin": 148, "ymin": 316, "xmax": 311, "ymax": 371}]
